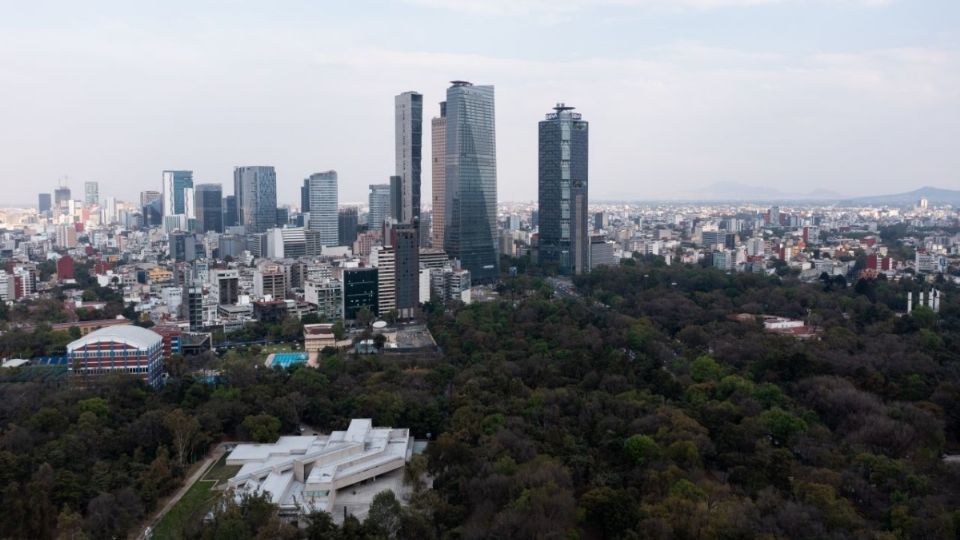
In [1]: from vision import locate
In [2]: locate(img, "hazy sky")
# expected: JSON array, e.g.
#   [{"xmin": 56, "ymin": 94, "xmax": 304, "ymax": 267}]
[{"xmin": 1, "ymin": 0, "xmax": 958, "ymax": 205}]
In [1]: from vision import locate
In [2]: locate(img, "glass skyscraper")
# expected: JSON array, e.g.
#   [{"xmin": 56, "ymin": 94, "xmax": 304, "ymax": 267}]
[
  {"xmin": 84, "ymin": 181, "xmax": 99, "ymax": 206},
  {"xmin": 444, "ymin": 81, "xmax": 498, "ymax": 282},
  {"xmin": 538, "ymin": 104, "xmax": 589, "ymax": 275},
  {"xmin": 195, "ymin": 183, "xmax": 224, "ymax": 233},
  {"xmin": 307, "ymin": 171, "xmax": 338, "ymax": 246},
  {"xmin": 233, "ymin": 166, "xmax": 277, "ymax": 234},
  {"xmin": 394, "ymin": 91, "xmax": 423, "ymax": 225},
  {"xmin": 38, "ymin": 193, "xmax": 51, "ymax": 214},
  {"xmin": 162, "ymin": 170, "xmax": 194, "ymax": 217},
  {"xmin": 338, "ymin": 207, "xmax": 358, "ymax": 247},
  {"xmin": 368, "ymin": 183, "xmax": 391, "ymax": 233}
]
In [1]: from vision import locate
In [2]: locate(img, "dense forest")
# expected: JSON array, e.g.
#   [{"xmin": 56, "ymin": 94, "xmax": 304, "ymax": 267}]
[{"xmin": 1, "ymin": 261, "xmax": 959, "ymax": 539}]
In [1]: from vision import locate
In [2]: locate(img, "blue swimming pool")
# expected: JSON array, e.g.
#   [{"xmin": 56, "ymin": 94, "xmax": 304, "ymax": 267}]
[{"xmin": 269, "ymin": 352, "xmax": 308, "ymax": 368}]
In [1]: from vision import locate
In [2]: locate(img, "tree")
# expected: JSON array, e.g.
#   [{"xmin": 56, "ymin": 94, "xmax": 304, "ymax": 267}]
[
  {"xmin": 241, "ymin": 414, "xmax": 281, "ymax": 443},
  {"xmin": 366, "ymin": 490, "xmax": 402, "ymax": 540},
  {"xmin": 624, "ymin": 434, "xmax": 660, "ymax": 465},
  {"xmin": 164, "ymin": 408, "xmax": 200, "ymax": 467},
  {"xmin": 332, "ymin": 320, "xmax": 346, "ymax": 341}
]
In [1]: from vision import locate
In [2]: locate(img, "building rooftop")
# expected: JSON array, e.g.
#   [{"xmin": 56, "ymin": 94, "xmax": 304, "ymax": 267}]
[
  {"xmin": 226, "ymin": 419, "xmax": 415, "ymax": 519},
  {"xmin": 67, "ymin": 325, "xmax": 162, "ymax": 352}
]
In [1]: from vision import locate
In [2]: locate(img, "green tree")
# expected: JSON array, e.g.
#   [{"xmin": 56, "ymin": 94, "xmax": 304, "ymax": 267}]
[
  {"xmin": 241, "ymin": 414, "xmax": 281, "ymax": 443},
  {"xmin": 624, "ymin": 434, "xmax": 660, "ymax": 465}
]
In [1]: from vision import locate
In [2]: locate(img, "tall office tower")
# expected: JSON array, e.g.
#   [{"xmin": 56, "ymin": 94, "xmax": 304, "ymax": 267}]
[
  {"xmin": 395, "ymin": 91, "xmax": 423, "ymax": 225},
  {"xmin": 183, "ymin": 187, "xmax": 195, "ymax": 220},
  {"xmin": 419, "ymin": 211, "xmax": 432, "ymax": 247},
  {"xmin": 391, "ymin": 224, "xmax": 420, "ymax": 319},
  {"xmin": 306, "ymin": 171, "xmax": 338, "ymax": 246},
  {"xmin": 538, "ymin": 103, "xmax": 589, "ymax": 275},
  {"xmin": 185, "ymin": 286, "xmax": 204, "ymax": 331},
  {"xmin": 389, "ymin": 175, "xmax": 403, "ymax": 224},
  {"xmin": 445, "ymin": 81, "xmax": 499, "ymax": 282},
  {"xmin": 162, "ymin": 170, "xmax": 194, "ymax": 216},
  {"xmin": 141, "ymin": 190, "xmax": 163, "ymax": 227},
  {"xmin": 38, "ymin": 193, "xmax": 51, "ymax": 214},
  {"xmin": 54, "ymin": 186, "xmax": 71, "ymax": 207},
  {"xmin": 84, "ymin": 181, "xmax": 99, "ymax": 206},
  {"xmin": 234, "ymin": 166, "xmax": 277, "ymax": 233},
  {"xmin": 300, "ymin": 179, "xmax": 310, "ymax": 214},
  {"xmin": 368, "ymin": 184, "xmax": 391, "ymax": 232},
  {"xmin": 343, "ymin": 267, "xmax": 379, "ymax": 319},
  {"xmin": 338, "ymin": 207, "xmax": 358, "ymax": 247},
  {"xmin": 431, "ymin": 102, "xmax": 447, "ymax": 248},
  {"xmin": 195, "ymin": 184, "xmax": 224, "ymax": 233},
  {"xmin": 223, "ymin": 195, "xmax": 238, "ymax": 227}
]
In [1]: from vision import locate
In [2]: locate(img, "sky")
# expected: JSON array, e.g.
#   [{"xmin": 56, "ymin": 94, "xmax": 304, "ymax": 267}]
[{"xmin": 1, "ymin": 0, "xmax": 958, "ymax": 205}]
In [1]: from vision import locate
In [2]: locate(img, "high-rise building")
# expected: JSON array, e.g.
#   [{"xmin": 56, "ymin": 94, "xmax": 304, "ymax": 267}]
[
  {"xmin": 84, "ymin": 181, "xmax": 99, "ymax": 206},
  {"xmin": 445, "ymin": 81, "xmax": 498, "ymax": 282},
  {"xmin": 338, "ymin": 207, "xmax": 359, "ymax": 247},
  {"xmin": 391, "ymin": 224, "xmax": 420, "ymax": 319},
  {"xmin": 234, "ymin": 166, "xmax": 277, "ymax": 234},
  {"xmin": 169, "ymin": 232, "xmax": 197, "ymax": 262},
  {"xmin": 307, "ymin": 171, "xmax": 338, "ymax": 246},
  {"xmin": 141, "ymin": 190, "xmax": 163, "ymax": 227},
  {"xmin": 54, "ymin": 186, "xmax": 71, "ymax": 207},
  {"xmin": 368, "ymin": 184, "xmax": 391, "ymax": 232},
  {"xmin": 195, "ymin": 184, "xmax": 224, "ymax": 233},
  {"xmin": 185, "ymin": 286, "xmax": 204, "ymax": 331},
  {"xmin": 389, "ymin": 175, "xmax": 403, "ymax": 224},
  {"xmin": 211, "ymin": 269, "xmax": 239, "ymax": 305},
  {"xmin": 373, "ymin": 247, "xmax": 396, "ymax": 315},
  {"xmin": 162, "ymin": 170, "xmax": 194, "ymax": 217},
  {"xmin": 343, "ymin": 268, "xmax": 379, "ymax": 319},
  {"xmin": 431, "ymin": 101, "xmax": 447, "ymax": 249},
  {"xmin": 300, "ymin": 179, "xmax": 310, "ymax": 214},
  {"xmin": 538, "ymin": 103, "xmax": 589, "ymax": 275},
  {"xmin": 223, "ymin": 195, "xmax": 238, "ymax": 228},
  {"xmin": 395, "ymin": 91, "xmax": 423, "ymax": 225},
  {"xmin": 38, "ymin": 193, "xmax": 51, "ymax": 214}
]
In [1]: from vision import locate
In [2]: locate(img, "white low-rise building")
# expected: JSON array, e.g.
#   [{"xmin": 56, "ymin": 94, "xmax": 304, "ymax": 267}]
[{"xmin": 226, "ymin": 419, "xmax": 415, "ymax": 521}]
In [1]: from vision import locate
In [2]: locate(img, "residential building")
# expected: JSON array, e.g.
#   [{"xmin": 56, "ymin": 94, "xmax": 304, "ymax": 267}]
[
  {"xmin": 305, "ymin": 280, "xmax": 343, "ymax": 321},
  {"xmin": 395, "ymin": 91, "xmax": 423, "ymax": 225},
  {"xmin": 431, "ymin": 101, "xmax": 447, "ymax": 248},
  {"xmin": 372, "ymin": 247, "xmax": 396, "ymax": 315},
  {"xmin": 254, "ymin": 261, "xmax": 286, "ymax": 299}
]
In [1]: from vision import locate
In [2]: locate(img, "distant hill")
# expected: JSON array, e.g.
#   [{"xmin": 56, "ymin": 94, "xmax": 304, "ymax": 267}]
[
  {"xmin": 839, "ymin": 186, "xmax": 960, "ymax": 207},
  {"xmin": 647, "ymin": 182, "xmax": 845, "ymax": 202}
]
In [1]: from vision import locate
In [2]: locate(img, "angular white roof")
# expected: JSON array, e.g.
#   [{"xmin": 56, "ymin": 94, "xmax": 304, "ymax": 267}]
[{"xmin": 67, "ymin": 325, "xmax": 162, "ymax": 352}]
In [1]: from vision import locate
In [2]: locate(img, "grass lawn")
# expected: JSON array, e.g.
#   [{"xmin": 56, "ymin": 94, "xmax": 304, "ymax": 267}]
[
  {"xmin": 203, "ymin": 453, "xmax": 241, "ymax": 483},
  {"xmin": 152, "ymin": 480, "xmax": 217, "ymax": 540}
]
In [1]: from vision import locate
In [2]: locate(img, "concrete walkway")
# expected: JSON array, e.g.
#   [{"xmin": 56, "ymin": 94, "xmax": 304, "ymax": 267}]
[{"xmin": 137, "ymin": 444, "xmax": 229, "ymax": 540}]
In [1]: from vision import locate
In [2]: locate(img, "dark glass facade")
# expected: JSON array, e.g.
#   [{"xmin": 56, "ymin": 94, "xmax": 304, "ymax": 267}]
[
  {"xmin": 391, "ymin": 224, "xmax": 420, "ymax": 319},
  {"xmin": 538, "ymin": 104, "xmax": 589, "ymax": 275},
  {"xmin": 223, "ymin": 195, "xmax": 238, "ymax": 228},
  {"xmin": 444, "ymin": 81, "xmax": 498, "ymax": 282},
  {"xmin": 338, "ymin": 207, "xmax": 358, "ymax": 247},
  {"xmin": 395, "ymin": 91, "xmax": 422, "ymax": 225},
  {"xmin": 38, "ymin": 193, "xmax": 51, "ymax": 214},
  {"xmin": 195, "ymin": 183, "xmax": 224, "ymax": 233},
  {"xmin": 343, "ymin": 267, "xmax": 379, "ymax": 319}
]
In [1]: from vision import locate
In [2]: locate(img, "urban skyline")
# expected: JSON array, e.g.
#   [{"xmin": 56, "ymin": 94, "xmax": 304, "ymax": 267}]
[{"xmin": 3, "ymin": 1, "xmax": 957, "ymax": 206}]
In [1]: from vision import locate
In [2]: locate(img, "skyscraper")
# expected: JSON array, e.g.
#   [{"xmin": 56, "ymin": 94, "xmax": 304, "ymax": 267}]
[
  {"xmin": 431, "ymin": 102, "xmax": 447, "ymax": 248},
  {"xmin": 538, "ymin": 103, "xmax": 589, "ymax": 275},
  {"xmin": 444, "ymin": 81, "xmax": 498, "ymax": 282},
  {"xmin": 54, "ymin": 186, "xmax": 71, "ymax": 207},
  {"xmin": 307, "ymin": 171, "xmax": 338, "ymax": 246},
  {"xmin": 234, "ymin": 166, "xmax": 277, "ymax": 234},
  {"xmin": 162, "ymin": 170, "xmax": 194, "ymax": 217},
  {"xmin": 141, "ymin": 190, "xmax": 162, "ymax": 227},
  {"xmin": 38, "ymin": 193, "xmax": 51, "ymax": 214},
  {"xmin": 390, "ymin": 223, "xmax": 420, "ymax": 319},
  {"xmin": 338, "ymin": 207, "xmax": 359, "ymax": 247},
  {"xmin": 300, "ymin": 179, "xmax": 310, "ymax": 214},
  {"xmin": 368, "ymin": 184, "xmax": 391, "ymax": 233},
  {"xmin": 84, "ymin": 181, "xmax": 99, "ymax": 206},
  {"xmin": 223, "ymin": 195, "xmax": 238, "ymax": 228},
  {"xmin": 394, "ymin": 91, "xmax": 423, "ymax": 225},
  {"xmin": 195, "ymin": 184, "xmax": 224, "ymax": 233}
]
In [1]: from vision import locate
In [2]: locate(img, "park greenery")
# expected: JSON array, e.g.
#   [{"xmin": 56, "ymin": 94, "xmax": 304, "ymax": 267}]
[{"xmin": 0, "ymin": 258, "xmax": 959, "ymax": 539}]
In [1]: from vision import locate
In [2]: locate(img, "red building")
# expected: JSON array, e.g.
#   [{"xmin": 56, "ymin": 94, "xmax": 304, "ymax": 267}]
[
  {"xmin": 57, "ymin": 255, "xmax": 75, "ymax": 281},
  {"xmin": 866, "ymin": 254, "xmax": 894, "ymax": 271},
  {"xmin": 152, "ymin": 325, "xmax": 184, "ymax": 357}
]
